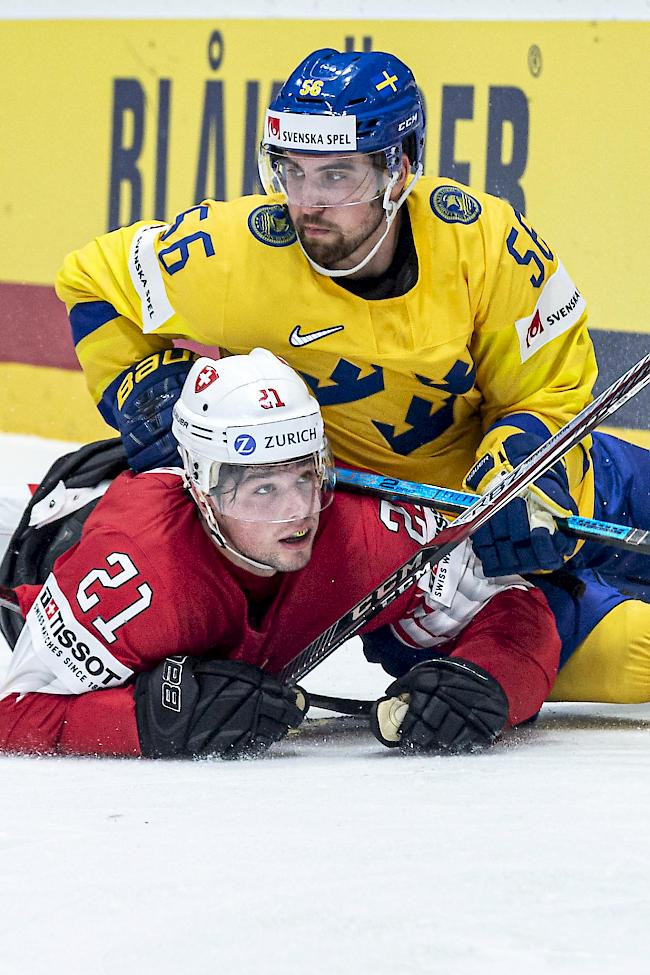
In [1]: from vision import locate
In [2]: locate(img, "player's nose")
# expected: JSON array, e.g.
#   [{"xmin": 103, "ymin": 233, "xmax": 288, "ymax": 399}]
[{"xmin": 279, "ymin": 483, "xmax": 316, "ymax": 521}]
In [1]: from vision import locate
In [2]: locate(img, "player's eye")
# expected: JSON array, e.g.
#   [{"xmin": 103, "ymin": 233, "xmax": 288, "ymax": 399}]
[
  {"xmin": 297, "ymin": 472, "xmax": 317, "ymax": 486},
  {"xmin": 254, "ymin": 482, "xmax": 276, "ymax": 496}
]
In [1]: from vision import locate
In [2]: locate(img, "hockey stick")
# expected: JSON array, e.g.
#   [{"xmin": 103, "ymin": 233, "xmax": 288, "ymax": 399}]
[
  {"xmin": 279, "ymin": 350, "xmax": 650, "ymax": 685},
  {"xmin": 0, "ymin": 586, "xmax": 20, "ymax": 614},
  {"xmin": 309, "ymin": 692, "xmax": 373, "ymax": 715},
  {"xmin": 334, "ymin": 468, "xmax": 650, "ymax": 555}
]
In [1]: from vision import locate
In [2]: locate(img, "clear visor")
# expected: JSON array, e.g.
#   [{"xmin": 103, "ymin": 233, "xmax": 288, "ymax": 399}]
[
  {"xmin": 207, "ymin": 448, "xmax": 335, "ymax": 525},
  {"xmin": 259, "ymin": 147, "xmax": 392, "ymax": 208}
]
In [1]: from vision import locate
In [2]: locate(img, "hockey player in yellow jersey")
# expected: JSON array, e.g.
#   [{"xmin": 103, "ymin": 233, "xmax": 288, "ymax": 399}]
[
  {"xmin": 55, "ymin": 48, "xmax": 650, "ymax": 704},
  {"xmin": 57, "ymin": 50, "xmax": 596, "ymax": 567}
]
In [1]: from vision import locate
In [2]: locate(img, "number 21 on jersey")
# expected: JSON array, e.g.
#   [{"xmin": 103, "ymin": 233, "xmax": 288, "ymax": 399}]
[{"xmin": 76, "ymin": 553, "xmax": 153, "ymax": 644}]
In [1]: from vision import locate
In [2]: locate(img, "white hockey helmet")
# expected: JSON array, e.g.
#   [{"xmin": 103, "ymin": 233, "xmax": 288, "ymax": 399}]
[{"xmin": 172, "ymin": 349, "xmax": 335, "ymax": 559}]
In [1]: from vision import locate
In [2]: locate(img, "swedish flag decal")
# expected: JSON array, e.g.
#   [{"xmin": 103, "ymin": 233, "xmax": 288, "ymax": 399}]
[{"xmin": 372, "ymin": 70, "xmax": 399, "ymax": 95}]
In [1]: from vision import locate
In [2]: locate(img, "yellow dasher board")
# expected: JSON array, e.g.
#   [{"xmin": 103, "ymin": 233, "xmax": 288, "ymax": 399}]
[{"xmin": 1, "ymin": 19, "xmax": 648, "ymax": 439}]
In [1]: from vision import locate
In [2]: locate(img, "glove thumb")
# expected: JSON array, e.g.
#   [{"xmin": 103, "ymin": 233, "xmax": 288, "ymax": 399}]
[{"xmin": 369, "ymin": 692, "xmax": 411, "ymax": 748}]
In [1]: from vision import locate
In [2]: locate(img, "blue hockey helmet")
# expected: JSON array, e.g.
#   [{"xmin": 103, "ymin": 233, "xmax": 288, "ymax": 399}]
[
  {"xmin": 258, "ymin": 49, "xmax": 426, "ymax": 278},
  {"xmin": 261, "ymin": 48, "xmax": 425, "ymax": 173}
]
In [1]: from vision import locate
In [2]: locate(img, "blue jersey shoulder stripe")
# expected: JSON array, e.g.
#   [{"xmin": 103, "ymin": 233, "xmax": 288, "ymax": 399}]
[{"xmin": 70, "ymin": 300, "xmax": 119, "ymax": 346}]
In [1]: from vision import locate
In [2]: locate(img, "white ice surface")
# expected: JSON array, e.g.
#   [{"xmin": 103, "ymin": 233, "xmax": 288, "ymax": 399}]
[{"xmin": 1, "ymin": 432, "xmax": 649, "ymax": 975}]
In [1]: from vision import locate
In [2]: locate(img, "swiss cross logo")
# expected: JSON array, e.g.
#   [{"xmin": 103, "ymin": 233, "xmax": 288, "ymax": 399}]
[
  {"xmin": 268, "ymin": 115, "xmax": 281, "ymax": 139},
  {"xmin": 195, "ymin": 366, "xmax": 219, "ymax": 393},
  {"xmin": 44, "ymin": 598, "xmax": 59, "ymax": 620}
]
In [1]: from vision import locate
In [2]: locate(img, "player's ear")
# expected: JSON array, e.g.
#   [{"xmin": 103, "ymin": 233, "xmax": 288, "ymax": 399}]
[{"xmin": 390, "ymin": 154, "xmax": 410, "ymax": 200}]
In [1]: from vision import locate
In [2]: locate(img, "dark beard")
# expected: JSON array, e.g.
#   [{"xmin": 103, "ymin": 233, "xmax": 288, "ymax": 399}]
[{"xmin": 294, "ymin": 202, "xmax": 385, "ymax": 269}]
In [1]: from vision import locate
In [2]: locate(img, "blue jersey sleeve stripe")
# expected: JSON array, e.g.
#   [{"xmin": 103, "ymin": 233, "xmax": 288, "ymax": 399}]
[
  {"xmin": 489, "ymin": 412, "xmax": 552, "ymax": 441},
  {"xmin": 491, "ymin": 412, "xmax": 590, "ymax": 478},
  {"xmin": 70, "ymin": 300, "xmax": 119, "ymax": 346}
]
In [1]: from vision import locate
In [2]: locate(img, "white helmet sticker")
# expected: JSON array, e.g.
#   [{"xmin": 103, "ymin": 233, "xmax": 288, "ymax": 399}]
[
  {"xmin": 226, "ymin": 413, "xmax": 322, "ymax": 463},
  {"xmin": 264, "ymin": 110, "xmax": 357, "ymax": 151}
]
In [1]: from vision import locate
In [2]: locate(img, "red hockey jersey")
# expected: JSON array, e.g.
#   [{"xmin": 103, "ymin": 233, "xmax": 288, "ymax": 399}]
[{"xmin": 0, "ymin": 470, "xmax": 560, "ymax": 756}]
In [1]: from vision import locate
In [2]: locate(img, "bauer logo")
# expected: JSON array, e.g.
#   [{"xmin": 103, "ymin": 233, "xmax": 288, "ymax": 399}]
[
  {"xmin": 465, "ymin": 453, "xmax": 495, "ymax": 491},
  {"xmin": 430, "ymin": 185, "xmax": 482, "ymax": 225},
  {"xmin": 234, "ymin": 434, "xmax": 257, "ymax": 456},
  {"xmin": 515, "ymin": 260, "xmax": 586, "ymax": 363},
  {"xmin": 247, "ymin": 204, "xmax": 297, "ymax": 248}
]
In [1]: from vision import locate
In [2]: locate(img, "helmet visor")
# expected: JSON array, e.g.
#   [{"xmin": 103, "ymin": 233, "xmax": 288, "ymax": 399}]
[
  {"xmin": 207, "ymin": 448, "xmax": 335, "ymax": 525},
  {"xmin": 259, "ymin": 147, "xmax": 392, "ymax": 208}
]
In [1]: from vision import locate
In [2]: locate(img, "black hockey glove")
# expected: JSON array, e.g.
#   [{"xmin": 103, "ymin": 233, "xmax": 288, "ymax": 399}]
[
  {"xmin": 369, "ymin": 657, "xmax": 508, "ymax": 755},
  {"xmin": 110, "ymin": 351, "xmax": 197, "ymax": 472},
  {"xmin": 135, "ymin": 657, "xmax": 309, "ymax": 759}
]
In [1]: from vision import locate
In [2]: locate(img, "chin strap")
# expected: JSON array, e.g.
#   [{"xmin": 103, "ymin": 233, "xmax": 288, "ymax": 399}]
[{"xmin": 299, "ymin": 165, "xmax": 423, "ymax": 279}]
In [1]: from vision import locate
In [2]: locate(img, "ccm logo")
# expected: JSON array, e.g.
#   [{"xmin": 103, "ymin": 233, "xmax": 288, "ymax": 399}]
[
  {"xmin": 398, "ymin": 113, "xmax": 418, "ymax": 132},
  {"xmin": 161, "ymin": 656, "xmax": 187, "ymax": 712}
]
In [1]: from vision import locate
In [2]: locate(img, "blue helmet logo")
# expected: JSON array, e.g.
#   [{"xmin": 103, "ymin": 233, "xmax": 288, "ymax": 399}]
[
  {"xmin": 234, "ymin": 434, "xmax": 257, "ymax": 456},
  {"xmin": 267, "ymin": 49, "xmax": 426, "ymax": 171}
]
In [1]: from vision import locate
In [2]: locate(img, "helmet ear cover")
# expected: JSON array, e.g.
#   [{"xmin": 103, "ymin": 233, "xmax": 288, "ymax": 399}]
[{"xmin": 401, "ymin": 132, "xmax": 418, "ymax": 168}]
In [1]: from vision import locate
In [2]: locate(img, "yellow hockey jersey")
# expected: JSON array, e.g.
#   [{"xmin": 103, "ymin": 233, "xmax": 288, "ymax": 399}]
[{"xmin": 56, "ymin": 176, "xmax": 597, "ymax": 516}]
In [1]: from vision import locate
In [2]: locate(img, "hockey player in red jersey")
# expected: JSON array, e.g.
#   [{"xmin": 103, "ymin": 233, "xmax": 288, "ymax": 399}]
[{"xmin": 0, "ymin": 351, "xmax": 560, "ymax": 758}]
